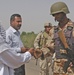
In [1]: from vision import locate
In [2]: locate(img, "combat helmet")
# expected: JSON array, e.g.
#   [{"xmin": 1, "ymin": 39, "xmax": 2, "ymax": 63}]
[
  {"xmin": 50, "ymin": 2, "xmax": 70, "ymax": 15},
  {"xmin": 44, "ymin": 22, "xmax": 52, "ymax": 28}
]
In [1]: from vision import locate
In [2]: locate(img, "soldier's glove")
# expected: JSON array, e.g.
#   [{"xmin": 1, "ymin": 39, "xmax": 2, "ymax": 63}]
[{"xmin": 33, "ymin": 49, "xmax": 43, "ymax": 59}]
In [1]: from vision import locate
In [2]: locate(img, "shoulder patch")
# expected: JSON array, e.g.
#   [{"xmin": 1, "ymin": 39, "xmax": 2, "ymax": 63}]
[{"xmin": 67, "ymin": 26, "xmax": 73, "ymax": 31}]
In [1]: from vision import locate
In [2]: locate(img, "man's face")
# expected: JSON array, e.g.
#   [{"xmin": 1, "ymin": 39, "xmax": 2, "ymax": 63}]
[
  {"xmin": 45, "ymin": 26, "xmax": 52, "ymax": 32},
  {"xmin": 11, "ymin": 16, "xmax": 22, "ymax": 30},
  {"xmin": 52, "ymin": 12, "xmax": 65, "ymax": 22}
]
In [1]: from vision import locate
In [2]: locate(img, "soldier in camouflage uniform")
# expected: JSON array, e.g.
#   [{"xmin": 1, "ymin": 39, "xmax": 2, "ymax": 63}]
[
  {"xmin": 50, "ymin": 2, "xmax": 74, "ymax": 75},
  {"xmin": 34, "ymin": 22, "xmax": 54, "ymax": 75}
]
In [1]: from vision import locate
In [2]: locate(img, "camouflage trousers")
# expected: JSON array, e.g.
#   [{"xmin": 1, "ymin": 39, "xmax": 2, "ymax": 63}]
[
  {"xmin": 14, "ymin": 64, "xmax": 25, "ymax": 75},
  {"xmin": 53, "ymin": 59, "xmax": 74, "ymax": 75},
  {"xmin": 39, "ymin": 56, "xmax": 52, "ymax": 75}
]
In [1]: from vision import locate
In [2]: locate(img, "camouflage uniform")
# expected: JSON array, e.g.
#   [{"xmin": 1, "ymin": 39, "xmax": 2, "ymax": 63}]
[
  {"xmin": 53, "ymin": 20, "xmax": 74, "ymax": 75},
  {"xmin": 34, "ymin": 23, "xmax": 54, "ymax": 75},
  {"xmin": 50, "ymin": 2, "xmax": 74, "ymax": 75}
]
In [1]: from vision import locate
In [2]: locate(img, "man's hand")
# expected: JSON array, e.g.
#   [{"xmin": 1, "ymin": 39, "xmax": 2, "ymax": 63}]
[
  {"xmin": 21, "ymin": 47, "xmax": 43, "ymax": 58},
  {"xmin": 21, "ymin": 47, "xmax": 29, "ymax": 53},
  {"xmin": 28, "ymin": 48, "xmax": 35, "ymax": 56}
]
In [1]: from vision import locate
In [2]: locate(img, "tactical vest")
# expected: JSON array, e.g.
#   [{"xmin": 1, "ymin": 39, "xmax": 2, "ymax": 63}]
[
  {"xmin": 40, "ymin": 31, "xmax": 53, "ymax": 48},
  {"xmin": 54, "ymin": 25, "xmax": 74, "ymax": 59}
]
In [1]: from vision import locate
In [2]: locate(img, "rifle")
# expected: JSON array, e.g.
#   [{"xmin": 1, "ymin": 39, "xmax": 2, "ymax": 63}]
[{"xmin": 58, "ymin": 30, "xmax": 74, "ymax": 73}]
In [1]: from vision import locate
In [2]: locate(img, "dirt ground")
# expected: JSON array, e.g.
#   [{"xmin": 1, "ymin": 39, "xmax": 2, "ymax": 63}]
[
  {"xmin": 25, "ymin": 57, "xmax": 53, "ymax": 75},
  {"xmin": 25, "ymin": 57, "xmax": 40, "ymax": 75}
]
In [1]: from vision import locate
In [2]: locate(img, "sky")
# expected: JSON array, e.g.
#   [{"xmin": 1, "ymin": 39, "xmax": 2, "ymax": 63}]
[{"xmin": 0, "ymin": 0, "xmax": 74, "ymax": 33}]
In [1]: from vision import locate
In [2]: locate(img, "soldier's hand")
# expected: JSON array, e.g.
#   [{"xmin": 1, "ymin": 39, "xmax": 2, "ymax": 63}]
[
  {"xmin": 28, "ymin": 48, "xmax": 35, "ymax": 56},
  {"xmin": 21, "ymin": 47, "xmax": 29, "ymax": 53}
]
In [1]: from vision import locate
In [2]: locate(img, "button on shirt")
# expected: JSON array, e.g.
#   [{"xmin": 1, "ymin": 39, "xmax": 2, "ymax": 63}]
[{"xmin": 6, "ymin": 26, "xmax": 23, "ymax": 52}]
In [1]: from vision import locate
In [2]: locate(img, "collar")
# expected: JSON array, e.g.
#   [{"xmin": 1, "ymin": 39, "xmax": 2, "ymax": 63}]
[{"xmin": 9, "ymin": 26, "xmax": 20, "ymax": 34}]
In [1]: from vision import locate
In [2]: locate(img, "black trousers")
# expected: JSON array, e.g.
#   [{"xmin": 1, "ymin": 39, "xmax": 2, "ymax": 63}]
[{"xmin": 14, "ymin": 64, "xmax": 25, "ymax": 75}]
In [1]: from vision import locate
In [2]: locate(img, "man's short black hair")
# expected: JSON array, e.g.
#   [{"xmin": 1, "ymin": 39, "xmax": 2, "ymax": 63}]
[{"xmin": 10, "ymin": 14, "xmax": 21, "ymax": 21}]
